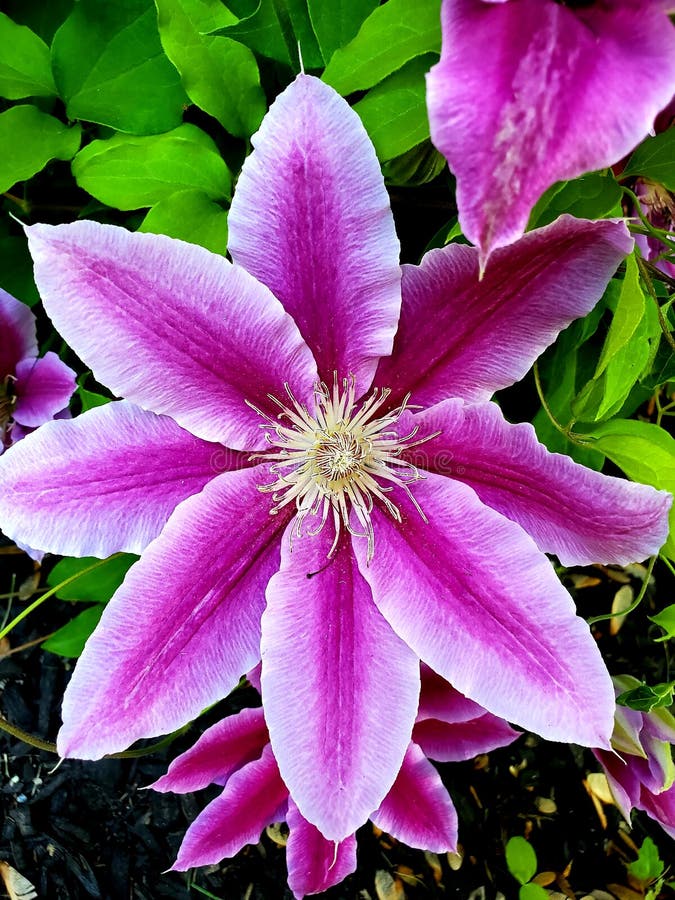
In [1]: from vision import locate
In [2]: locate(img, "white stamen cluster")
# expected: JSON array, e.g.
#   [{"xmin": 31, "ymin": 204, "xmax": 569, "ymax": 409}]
[{"xmin": 250, "ymin": 375, "xmax": 433, "ymax": 562}]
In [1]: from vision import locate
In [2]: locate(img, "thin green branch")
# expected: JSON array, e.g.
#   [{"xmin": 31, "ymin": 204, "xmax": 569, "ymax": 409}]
[
  {"xmin": 532, "ymin": 361, "xmax": 586, "ymax": 446},
  {"xmin": 587, "ymin": 556, "xmax": 656, "ymax": 625},
  {"xmin": 636, "ymin": 255, "xmax": 675, "ymax": 352}
]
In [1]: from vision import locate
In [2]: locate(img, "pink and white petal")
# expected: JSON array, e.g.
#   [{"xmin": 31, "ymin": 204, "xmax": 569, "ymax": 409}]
[
  {"xmin": 286, "ymin": 799, "xmax": 358, "ymax": 899},
  {"xmin": 262, "ymin": 525, "xmax": 420, "ymax": 842},
  {"xmin": 228, "ymin": 74, "xmax": 401, "ymax": 394},
  {"xmin": 0, "ymin": 287, "xmax": 36, "ymax": 374},
  {"xmin": 26, "ymin": 222, "xmax": 318, "ymax": 450},
  {"xmin": 639, "ymin": 782, "xmax": 675, "ymax": 840},
  {"xmin": 371, "ymin": 743, "xmax": 457, "ymax": 853},
  {"xmin": 408, "ymin": 400, "xmax": 672, "ymax": 566},
  {"xmin": 594, "ymin": 749, "xmax": 641, "ymax": 822},
  {"xmin": 427, "ymin": 0, "xmax": 675, "ymax": 265},
  {"xmin": 12, "ymin": 353, "xmax": 76, "ymax": 427},
  {"xmin": 417, "ymin": 664, "xmax": 487, "ymax": 724},
  {"xmin": 413, "ymin": 715, "xmax": 520, "ymax": 763},
  {"xmin": 355, "ymin": 472, "xmax": 615, "ymax": 748},
  {"xmin": 0, "ymin": 401, "xmax": 244, "ymax": 558},
  {"xmin": 57, "ymin": 466, "xmax": 291, "ymax": 759},
  {"xmin": 374, "ymin": 217, "xmax": 632, "ymax": 406},
  {"xmin": 172, "ymin": 745, "xmax": 289, "ymax": 870},
  {"xmin": 152, "ymin": 707, "xmax": 268, "ymax": 793}
]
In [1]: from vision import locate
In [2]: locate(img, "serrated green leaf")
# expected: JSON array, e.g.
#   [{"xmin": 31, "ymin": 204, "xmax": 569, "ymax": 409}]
[
  {"xmin": 0, "ymin": 12, "xmax": 57, "ymax": 99},
  {"xmin": 354, "ymin": 54, "xmax": 436, "ymax": 162},
  {"xmin": 650, "ymin": 604, "xmax": 675, "ymax": 642},
  {"xmin": 505, "ymin": 837, "xmax": 537, "ymax": 886},
  {"xmin": 623, "ymin": 131, "xmax": 675, "ymax": 191},
  {"xmin": 43, "ymin": 604, "xmax": 105, "ymax": 658},
  {"xmin": 586, "ymin": 418, "xmax": 675, "ymax": 558},
  {"xmin": 48, "ymin": 554, "xmax": 138, "ymax": 603},
  {"xmin": 155, "ymin": 0, "xmax": 265, "ymax": 137},
  {"xmin": 322, "ymin": 0, "xmax": 441, "ymax": 95},
  {"xmin": 519, "ymin": 884, "xmax": 549, "ymax": 900},
  {"xmin": 307, "ymin": 0, "xmax": 378, "ymax": 63},
  {"xmin": 72, "ymin": 124, "xmax": 232, "ymax": 210},
  {"xmin": 52, "ymin": 0, "xmax": 188, "ymax": 134},
  {"xmin": 139, "ymin": 189, "xmax": 228, "ymax": 254},
  {"xmin": 529, "ymin": 171, "xmax": 622, "ymax": 229},
  {"xmin": 0, "ymin": 105, "xmax": 81, "ymax": 193},
  {"xmin": 616, "ymin": 682, "xmax": 675, "ymax": 713},
  {"xmin": 628, "ymin": 837, "xmax": 665, "ymax": 884}
]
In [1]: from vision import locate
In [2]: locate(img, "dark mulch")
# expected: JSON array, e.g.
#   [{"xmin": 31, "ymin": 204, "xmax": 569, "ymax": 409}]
[{"xmin": 1, "ymin": 540, "xmax": 674, "ymax": 900}]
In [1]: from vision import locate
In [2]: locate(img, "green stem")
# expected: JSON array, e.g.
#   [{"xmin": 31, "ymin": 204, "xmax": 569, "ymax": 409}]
[
  {"xmin": 532, "ymin": 362, "xmax": 586, "ymax": 446},
  {"xmin": 0, "ymin": 554, "xmax": 123, "ymax": 642},
  {"xmin": 587, "ymin": 556, "xmax": 656, "ymax": 625}
]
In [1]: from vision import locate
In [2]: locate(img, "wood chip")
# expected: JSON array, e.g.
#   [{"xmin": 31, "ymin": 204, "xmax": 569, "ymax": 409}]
[{"xmin": 0, "ymin": 861, "xmax": 38, "ymax": 900}]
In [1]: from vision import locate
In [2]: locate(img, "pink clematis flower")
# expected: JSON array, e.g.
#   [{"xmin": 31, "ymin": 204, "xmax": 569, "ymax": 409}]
[
  {"xmin": 426, "ymin": 0, "xmax": 675, "ymax": 268},
  {"xmin": 0, "ymin": 287, "xmax": 75, "ymax": 454},
  {"xmin": 153, "ymin": 667, "xmax": 520, "ymax": 898},
  {"xmin": 0, "ymin": 75, "xmax": 670, "ymax": 841},
  {"xmin": 594, "ymin": 676, "xmax": 675, "ymax": 838}
]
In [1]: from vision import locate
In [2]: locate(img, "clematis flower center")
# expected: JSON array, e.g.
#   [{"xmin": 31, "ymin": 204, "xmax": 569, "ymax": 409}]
[{"xmin": 249, "ymin": 375, "xmax": 436, "ymax": 561}]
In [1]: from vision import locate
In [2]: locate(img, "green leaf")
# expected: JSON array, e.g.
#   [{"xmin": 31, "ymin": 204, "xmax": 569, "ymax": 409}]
[
  {"xmin": 616, "ymin": 681, "xmax": 675, "ymax": 713},
  {"xmin": 1, "ymin": 0, "xmax": 74, "ymax": 43},
  {"xmin": 215, "ymin": 0, "xmax": 295, "ymax": 66},
  {"xmin": 586, "ymin": 418, "xmax": 675, "ymax": 558},
  {"xmin": 0, "ymin": 105, "xmax": 81, "ymax": 194},
  {"xmin": 623, "ymin": 130, "xmax": 675, "ymax": 191},
  {"xmin": 285, "ymin": 0, "xmax": 323, "ymax": 68},
  {"xmin": 72, "ymin": 124, "xmax": 232, "ymax": 210},
  {"xmin": 0, "ymin": 12, "xmax": 57, "ymax": 99},
  {"xmin": 381, "ymin": 140, "xmax": 446, "ymax": 187},
  {"xmin": 519, "ymin": 884, "xmax": 549, "ymax": 900},
  {"xmin": 48, "ymin": 554, "xmax": 138, "ymax": 603},
  {"xmin": 529, "ymin": 171, "xmax": 622, "ymax": 229},
  {"xmin": 43, "ymin": 605, "xmax": 105, "ymax": 658},
  {"xmin": 52, "ymin": 0, "xmax": 188, "ymax": 134},
  {"xmin": 505, "ymin": 837, "xmax": 537, "ymax": 886},
  {"xmin": 139, "ymin": 189, "xmax": 229, "ymax": 254},
  {"xmin": 650, "ymin": 604, "xmax": 675, "ymax": 642},
  {"xmin": 354, "ymin": 54, "xmax": 436, "ymax": 162},
  {"xmin": 77, "ymin": 375, "xmax": 111, "ymax": 411},
  {"xmin": 322, "ymin": 0, "xmax": 441, "ymax": 95},
  {"xmin": 628, "ymin": 837, "xmax": 665, "ymax": 883},
  {"xmin": 0, "ymin": 234, "xmax": 40, "ymax": 307},
  {"xmin": 155, "ymin": 0, "xmax": 265, "ymax": 137},
  {"xmin": 596, "ymin": 254, "xmax": 645, "ymax": 377},
  {"xmin": 307, "ymin": 0, "xmax": 378, "ymax": 63}
]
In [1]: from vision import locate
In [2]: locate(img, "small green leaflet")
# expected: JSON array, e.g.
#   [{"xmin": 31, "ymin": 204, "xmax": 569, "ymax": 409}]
[
  {"xmin": 505, "ymin": 837, "xmax": 537, "ymax": 886},
  {"xmin": 43, "ymin": 605, "xmax": 105, "ymax": 658},
  {"xmin": 650, "ymin": 604, "xmax": 675, "ymax": 642},
  {"xmin": 48, "ymin": 554, "xmax": 138, "ymax": 603},
  {"xmin": 529, "ymin": 171, "xmax": 622, "ymax": 229},
  {"xmin": 616, "ymin": 681, "xmax": 675, "ymax": 713}
]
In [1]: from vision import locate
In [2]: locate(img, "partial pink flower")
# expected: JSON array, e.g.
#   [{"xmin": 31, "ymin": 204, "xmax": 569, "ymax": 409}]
[
  {"xmin": 634, "ymin": 179, "xmax": 675, "ymax": 277},
  {"xmin": 0, "ymin": 75, "xmax": 670, "ymax": 842},
  {"xmin": 0, "ymin": 287, "xmax": 76, "ymax": 455},
  {"xmin": 153, "ymin": 673, "xmax": 519, "ymax": 898},
  {"xmin": 427, "ymin": 0, "xmax": 675, "ymax": 267},
  {"xmin": 594, "ymin": 675, "xmax": 675, "ymax": 839}
]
